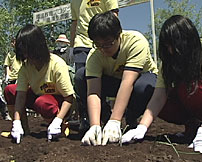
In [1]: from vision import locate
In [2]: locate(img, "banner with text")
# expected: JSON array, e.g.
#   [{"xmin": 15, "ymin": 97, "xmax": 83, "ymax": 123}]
[
  {"xmin": 33, "ymin": 4, "xmax": 71, "ymax": 26},
  {"xmin": 33, "ymin": 0, "xmax": 149, "ymax": 26}
]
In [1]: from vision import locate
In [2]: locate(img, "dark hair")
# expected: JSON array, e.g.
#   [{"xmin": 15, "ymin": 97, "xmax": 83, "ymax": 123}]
[
  {"xmin": 88, "ymin": 10, "xmax": 122, "ymax": 41},
  {"xmin": 159, "ymin": 15, "xmax": 202, "ymax": 93},
  {"xmin": 15, "ymin": 24, "xmax": 50, "ymax": 64}
]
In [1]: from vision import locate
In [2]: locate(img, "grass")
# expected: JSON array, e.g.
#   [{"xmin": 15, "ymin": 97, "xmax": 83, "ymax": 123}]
[
  {"xmin": 119, "ymin": 124, "xmax": 129, "ymax": 147},
  {"xmin": 156, "ymin": 134, "xmax": 201, "ymax": 157}
]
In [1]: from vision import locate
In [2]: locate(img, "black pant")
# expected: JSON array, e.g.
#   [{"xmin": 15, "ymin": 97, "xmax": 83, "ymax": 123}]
[
  {"xmin": 74, "ymin": 67, "xmax": 157, "ymax": 127},
  {"xmin": 73, "ymin": 47, "xmax": 91, "ymax": 72}
]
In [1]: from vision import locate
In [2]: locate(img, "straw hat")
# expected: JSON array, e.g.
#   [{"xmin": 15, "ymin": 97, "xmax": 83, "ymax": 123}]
[{"xmin": 56, "ymin": 34, "xmax": 70, "ymax": 44}]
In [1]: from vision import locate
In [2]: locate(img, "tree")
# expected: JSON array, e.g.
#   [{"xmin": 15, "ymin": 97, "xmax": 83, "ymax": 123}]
[
  {"xmin": 145, "ymin": 0, "xmax": 202, "ymax": 63},
  {"xmin": 0, "ymin": 0, "xmax": 71, "ymax": 69}
]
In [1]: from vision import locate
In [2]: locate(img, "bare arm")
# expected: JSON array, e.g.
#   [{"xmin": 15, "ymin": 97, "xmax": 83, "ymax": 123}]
[
  {"xmin": 14, "ymin": 91, "xmax": 27, "ymax": 120},
  {"xmin": 70, "ymin": 20, "xmax": 77, "ymax": 47},
  {"xmin": 110, "ymin": 70, "xmax": 139, "ymax": 121},
  {"xmin": 57, "ymin": 95, "xmax": 73, "ymax": 119},
  {"xmin": 140, "ymin": 87, "xmax": 167, "ymax": 128},
  {"xmin": 5, "ymin": 66, "xmax": 10, "ymax": 75},
  {"xmin": 87, "ymin": 78, "xmax": 102, "ymax": 126},
  {"xmin": 4, "ymin": 66, "xmax": 11, "ymax": 80}
]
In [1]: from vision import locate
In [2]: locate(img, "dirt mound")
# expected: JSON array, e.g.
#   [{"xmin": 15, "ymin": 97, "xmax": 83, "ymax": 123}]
[{"xmin": 0, "ymin": 116, "xmax": 201, "ymax": 162}]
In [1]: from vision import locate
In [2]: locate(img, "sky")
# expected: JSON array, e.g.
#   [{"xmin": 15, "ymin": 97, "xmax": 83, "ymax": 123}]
[{"xmin": 119, "ymin": 0, "xmax": 202, "ymax": 33}]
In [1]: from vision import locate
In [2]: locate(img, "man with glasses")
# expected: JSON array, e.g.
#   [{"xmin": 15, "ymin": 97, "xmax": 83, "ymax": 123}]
[
  {"xmin": 70, "ymin": 0, "xmax": 119, "ymax": 132},
  {"xmin": 70, "ymin": 0, "xmax": 119, "ymax": 72},
  {"xmin": 75, "ymin": 11, "xmax": 158, "ymax": 145}
]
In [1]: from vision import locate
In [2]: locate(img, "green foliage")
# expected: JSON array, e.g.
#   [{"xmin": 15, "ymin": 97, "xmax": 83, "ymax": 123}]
[
  {"xmin": 0, "ymin": 0, "xmax": 71, "ymax": 69},
  {"xmin": 145, "ymin": 0, "xmax": 202, "ymax": 62},
  {"xmin": 1, "ymin": 0, "xmax": 201, "ymax": 70}
]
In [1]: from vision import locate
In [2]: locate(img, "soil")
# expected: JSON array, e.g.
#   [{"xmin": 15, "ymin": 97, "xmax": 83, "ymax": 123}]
[{"xmin": 0, "ymin": 115, "xmax": 202, "ymax": 162}]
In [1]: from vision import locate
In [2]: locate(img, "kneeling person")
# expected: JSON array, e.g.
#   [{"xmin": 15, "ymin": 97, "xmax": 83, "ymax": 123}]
[
  {"xmin": 4, "ymin": 24, "xmax": 75, "ymax": 144},
  {"xmin": 75, "ymin": 11, "xmax": 158, "ymax": 146}
]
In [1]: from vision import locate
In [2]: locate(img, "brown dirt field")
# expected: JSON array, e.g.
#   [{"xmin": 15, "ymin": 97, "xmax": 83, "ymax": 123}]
[{"xmin": 0, "ymin": 115, "xmax": 202, "ymax": 162}]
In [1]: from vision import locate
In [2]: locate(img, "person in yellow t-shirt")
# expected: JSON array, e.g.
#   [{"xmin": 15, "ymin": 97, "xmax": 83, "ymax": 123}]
[
  {"xmin": 4, "ymin": 24, "xmax": 75, "ymax": 144},
  {"xmin": 74, "ymin": 11, "xmax": 158, "ymax": 146},
  {"xmin": 2, "ymin": 38, "xmax": 21, "ymax": 121},
  {"xmin": 70, "ymin": 0, "xmax": 119, "ymax": 72},
  {"xmin": 121, "ymin": 15, "xmax": 202, "ymax": 153},
  {"xmin": 70, "ymin": 0, "xmax": 119, "ymax": 133},
  {"xmin": 4, "ymin": 38, "xmax": 22, "ymax": 84}
]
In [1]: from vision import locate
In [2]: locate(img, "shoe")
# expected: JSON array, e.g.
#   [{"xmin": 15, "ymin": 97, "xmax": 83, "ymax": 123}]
[
  {"xmin": 79, "ymin": 117, "xmax": 90, "ymax": 133},
  {"xmin": 176, "ymin": 118, "xmax": 201, "ymax": 144},
  {"xmin": 68, "ymin": 119, "xmax": 80, "ymax": 131},
  {"xmin": 4, "ymin": 113, "xmax": 12, "ymax": 121}
]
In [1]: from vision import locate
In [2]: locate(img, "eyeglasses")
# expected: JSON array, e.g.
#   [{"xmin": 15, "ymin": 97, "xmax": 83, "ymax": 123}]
[{"xmin": 93, "ymin": 39, "xmax": 116, "ymax": 49}]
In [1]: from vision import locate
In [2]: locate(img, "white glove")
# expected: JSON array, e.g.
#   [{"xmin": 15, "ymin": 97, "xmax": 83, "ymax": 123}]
[
  {"xmin": 69, "ymin": 47, "xmax": 74, "ymax": 65},
  {"xmin": 11, "ymin": 120, "xmax": 24, "ymax": 144},
  {"xmin": 47, "ymin": 117, "xmax": 63, "ymax": 141},
  {"xmin": 192, "ymin": 127, "xmax": 202, "ymax": 153},
  {"xmin": 122, "ymin": 124, "xmax": 147, "ymax": 144},
  {"xmin": 81, "ymin": 125, "xmax": 102, "ymax": 146},
  {"xmin": 102, "ymin": 120, "xmax": 121, "ymax": 145}
]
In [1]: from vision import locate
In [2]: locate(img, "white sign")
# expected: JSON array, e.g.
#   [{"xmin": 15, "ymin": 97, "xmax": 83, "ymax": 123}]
[
  {"xmin": 33, "ymin": 4, "xmax": 71, "ymax": 26},
  {"xmin": 119, "ymin": 0, "xmax": 149, "ymax": 8},
  {"xmin": 33, "ymin": 0, "xmax": 149, "ymax": 26}
]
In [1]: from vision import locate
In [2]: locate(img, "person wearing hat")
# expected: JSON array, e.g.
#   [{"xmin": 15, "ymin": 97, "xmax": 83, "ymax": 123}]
[{"xmin": 53, "ymin": 34, "xmax": 72, "ymax": 65}]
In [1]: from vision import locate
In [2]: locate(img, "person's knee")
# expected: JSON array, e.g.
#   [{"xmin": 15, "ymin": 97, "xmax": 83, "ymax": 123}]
[
  {"xmin": 134, "ymin": 81, "xmax": 155, "ymax": 95},
  {"xmin": 34, "ymin": 97, "xmax": 58, "ymax": 119},
  {"xmin": 158, "ymin": 103, "xmax": 191, "ymax": 125},
  {"xmin": 4, "ymin": 84, "xmax": 14, "ymax": 95},
  {"xmin": 134, "ymin": 73, "xmax": 156, "ymax": 96},
  {"xmin": 4, "ymin": 84, "xmax": 16, "ymax": 105}
]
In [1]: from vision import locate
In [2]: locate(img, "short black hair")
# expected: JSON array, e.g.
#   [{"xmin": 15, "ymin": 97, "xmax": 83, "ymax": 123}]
[
  {"xmin": 15, "ymin": 24, "xmax": 50, "ymax": 64},
  {"xmin": 88, "ymin": 10, "xmax": 122, "ymax": 41}
]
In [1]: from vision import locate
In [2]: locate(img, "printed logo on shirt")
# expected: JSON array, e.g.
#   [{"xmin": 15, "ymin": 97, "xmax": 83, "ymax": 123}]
[
  {"xmin": 40, "ymin": 82, "xmax": 56, "ymax": 94},
  {"xmin": 87, "ymin": 0, "xmax": 101, "ymax": 7}
]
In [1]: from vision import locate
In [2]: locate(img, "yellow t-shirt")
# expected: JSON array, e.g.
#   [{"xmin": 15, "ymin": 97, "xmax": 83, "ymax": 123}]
[
  {"xmin": 17, "ymin": 54, "xmax": 75, "ymax": 97},
  {"xmin": 86, "ymin": 30, "xmax": 158, "ymax": 79},
  {"xmin": 73, "ymin": 0, "xmax": 119, "ymax": 48},
  {"xmin": 4, "ymin": 51, "xmax": 22, "ymax": 81}
]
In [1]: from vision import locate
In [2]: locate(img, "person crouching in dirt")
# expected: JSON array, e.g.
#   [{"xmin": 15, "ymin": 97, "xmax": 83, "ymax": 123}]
[
  {"xmin": 74, "ymin": 11, "xmax": 158, "ymax": 146},
  {"xmin": 4, "ymin": 24, "xmax": 75, "ymax": 144},
  {"xmin": 122, "ymin": 15, "xmax": 202, "ymax": 153}
]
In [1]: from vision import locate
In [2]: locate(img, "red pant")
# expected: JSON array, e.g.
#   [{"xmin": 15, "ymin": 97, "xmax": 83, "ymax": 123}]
[
  {"xmin": 4, "ymin": 84, "xmax": 64, "ymax": 119},
  {"xmin": 159, "ymin": 81, "xmax": 202, "ymax": 125}
]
